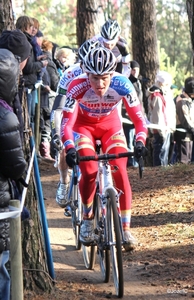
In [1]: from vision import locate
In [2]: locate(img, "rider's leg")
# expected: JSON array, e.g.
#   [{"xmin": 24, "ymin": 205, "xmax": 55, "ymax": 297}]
[
  {"xmin": 56, "ymin": 148, "xmax": 72, "ymax": 208},
  {"xmin": 73, "ymin": 130, "xmax": 97, "ymax": 243},
  {"xmin": 78, "ymin": 151, "xmax": 98, "ymax": 220},
  {"xmin": 102, "ymin": 128, "xmax": 137, "ymax": 250}
]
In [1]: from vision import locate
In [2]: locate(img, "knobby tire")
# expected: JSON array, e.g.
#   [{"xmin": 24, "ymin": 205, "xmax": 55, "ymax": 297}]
[
  {"xmin": 81, "ymin": 191, "xmax": 97, "ymax": 270},
  {"xmin": 106, "ymin": 188, "xmax": 124, "ymax": 298},
  {"xmin": 71, "ymin": 174, "xmax": 82, "ymax": 250},
  {"xmin": 95, "ymin": 193, "xmax": 110, "ymax": 283}
]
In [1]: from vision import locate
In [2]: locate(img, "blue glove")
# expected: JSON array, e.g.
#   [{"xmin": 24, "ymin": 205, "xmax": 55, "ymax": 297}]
[
  {"xmin": 66, "ymin": 148, "xmax": 79, "ymax": 168},
  {"xmin": 134, "ymin": 141, "xmax": 148, "ymax": 160}
]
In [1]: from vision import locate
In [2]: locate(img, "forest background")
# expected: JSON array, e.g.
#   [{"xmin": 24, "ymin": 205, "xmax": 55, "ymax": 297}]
[{"xmin": 18, "ymin": 0, "xmax": 193, "ymax": 94}]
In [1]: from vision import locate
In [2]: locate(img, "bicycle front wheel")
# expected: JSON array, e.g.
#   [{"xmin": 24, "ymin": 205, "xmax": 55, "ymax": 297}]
[
  {"xmin": 81, "ymin": 191, "xmax": 97, "ymax": 270},
  {"xmin": 106, "ymin": 188, "xmax": 124, "ymax": 298},
  {"xmin": 71, "ymin": 178, "xmax": 82, "ymax": 250},
  {"xmin": 95, "ymin": 193, "xmax": 110, "ymax": 283}
]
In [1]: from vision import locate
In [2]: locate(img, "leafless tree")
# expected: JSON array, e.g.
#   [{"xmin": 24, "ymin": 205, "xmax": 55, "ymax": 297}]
[
  {"xmin": 0, "ymin": 0, "xmax": 15, "ymax": 33},
  {"xmin": 130, "ymin": 0, "xmax": 159, "ymax": 113},
  {"xmin": 76, "ymin": 0, "xmax": 105, "ymax": 46},
  {"xmin": 186, "ymin": 0, "xmax": 194, "ymax": 65}
]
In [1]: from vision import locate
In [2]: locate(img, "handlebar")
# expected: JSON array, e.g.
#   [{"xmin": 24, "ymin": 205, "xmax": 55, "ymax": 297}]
[{"xmin": 78, "ymin": 151, "xmax": 144, "ymax": 179}]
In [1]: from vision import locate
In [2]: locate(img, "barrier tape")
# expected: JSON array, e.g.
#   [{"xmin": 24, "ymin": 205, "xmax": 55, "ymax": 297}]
[{"xmin": 122, "ymin": 117, "xmax": 187, "ymax": 132}]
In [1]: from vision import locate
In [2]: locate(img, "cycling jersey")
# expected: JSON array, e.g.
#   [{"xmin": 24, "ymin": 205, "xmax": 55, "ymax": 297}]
[
  {"xmin": 57, "ymin": 63, "xmax": 82, "ymax": 95},
  {"xmin": 91, "ymin": 34, "xmax": 130, "ymax": 63},
  {"xmin": 50, "ymin": 63, "xmax": 82, "ymax": 137}
]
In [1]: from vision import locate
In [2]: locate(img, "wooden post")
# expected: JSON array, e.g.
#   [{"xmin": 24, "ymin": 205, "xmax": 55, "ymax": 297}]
[{"xmin": 10, "ymin": 200, "xmax": 23, "ymax": 300}]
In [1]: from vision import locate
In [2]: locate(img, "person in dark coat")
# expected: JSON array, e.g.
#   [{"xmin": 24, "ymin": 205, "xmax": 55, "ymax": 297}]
[
  {"xmin": 39, "ymin": 39, "xmax": 60, "ymax": 159},
  {"xmin": 0, "ymin": 49, "xmax": 27, "ymax": 300},
  {"xmin": 0, "ymin": 28, "xmax": 32, "ymax": 142},
  {"xmin": 15, "ymin": 15, "xmax": 48, "ymax": 133}
]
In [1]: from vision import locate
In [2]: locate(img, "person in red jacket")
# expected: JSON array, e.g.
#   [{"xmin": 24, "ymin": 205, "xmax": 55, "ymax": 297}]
[{"xmin": 61, "ymin": 47, "xmax": 148, "ymax": 251}]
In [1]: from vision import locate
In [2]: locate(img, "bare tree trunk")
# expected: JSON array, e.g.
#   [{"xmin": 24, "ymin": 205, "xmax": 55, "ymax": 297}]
[
  {"xmin": 130, "ymin": 0, "xmax": 159, "ymax": 167},
  {"xmin": 130, "ymin": 0, "xmax": 159, "ymax": 114},
  {"xmin": 76, "ymin": 0, "xmax": 105, "ymax": 47},
  {"xmin": 0, "ymin": 0, "xmax": 15, "ymax": 33},
  {"xmin": 186, "ymin": 0, "xmax": 194, "ymax": 65},
  {"xmin": 21, "ymin": 93, "xmax": 54, "ymax": 294}
]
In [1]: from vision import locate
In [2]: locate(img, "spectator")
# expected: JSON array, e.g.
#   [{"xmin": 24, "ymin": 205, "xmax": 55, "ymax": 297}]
[
  {"xmin": 174, "ymin": 77, "xmax": 194, "ymax": 164},
  {"xmin": 147, "ymin": 70, "xmax": 176, "ymax": 166},
  {"xmin": 51, "ymin": 41, "xmax": 59, "ymax": 65},
  {"xmin": 0, "ymin": 49, "xmax": 27, "ymax": 300},
  {"xmin": 39, "ymin": 39, "xmax": 60, "ymax": 159},
  {"xmin": 55, "ymin": 47, "xmax": 76, "ymax": 77},
  {"xmin": 31, "ymin": 17, "xmax": 40, "ymax": 37},
  {"xmin": 0, "ymin": 29, "xmax": 31, "ymax": 142},
  {"xmin": 16, "ymin": 15, "xmax": 48, "ymax": 133},
  {"xmin": 31, "ymin": 29, "xmax": 47, "ymax": 82},
  {"xmin": 122, "ymin": 60, "xmax": 145, "ymax": 167}
]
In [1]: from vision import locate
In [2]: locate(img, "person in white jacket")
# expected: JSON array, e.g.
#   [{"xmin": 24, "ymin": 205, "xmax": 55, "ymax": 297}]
[{"xmin": 147, "ymin": 70, "xmax": 176, "ymax": 166}]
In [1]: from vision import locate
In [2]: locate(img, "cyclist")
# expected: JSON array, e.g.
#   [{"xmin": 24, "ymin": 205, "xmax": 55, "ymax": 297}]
[
  {"xmin": 61, "ymin": 46, "xmax": 148, "ymax": 251},
  {"xmin": 50, "ymin": 40, "xmax": 102, "ymax": 216},
  {"xmin": 91, "ymin": 19, "xmax": 131, "ymax": 76}
]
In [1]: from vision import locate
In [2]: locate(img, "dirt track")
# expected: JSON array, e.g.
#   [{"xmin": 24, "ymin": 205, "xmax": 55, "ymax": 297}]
[{"xmin": 37, "ymin": 160, "xmax": 194, "ymax": 300}]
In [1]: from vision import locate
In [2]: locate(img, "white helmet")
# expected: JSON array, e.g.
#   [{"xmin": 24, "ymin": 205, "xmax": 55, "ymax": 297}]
[
  {"xmin": 78, "ymin": 39, "xmax": 102, "ymax": 62},
  {"xmin": 101, "ymin": 19, "xmax": 121, "ymax": 41},
  {"xmin": 82, "ymin": 46, "xmax": 117, "ymax": 75}
]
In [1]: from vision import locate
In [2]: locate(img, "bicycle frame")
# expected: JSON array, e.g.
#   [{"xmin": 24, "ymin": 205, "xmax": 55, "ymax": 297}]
[
  {"xmin": 96, "ymin": 158, "xmax": 124, "ymax": 245},
  {"xmin": 66, "ymin": 165, "xmax": 82, "ymax": 250},
  {"xmin": 68, "ymin": 165, "xmax": 82, "ymax": 225}
]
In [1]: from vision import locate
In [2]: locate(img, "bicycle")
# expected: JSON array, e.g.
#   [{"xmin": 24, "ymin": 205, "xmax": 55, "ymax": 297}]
[
  {"xmin": 53, "ymin": 145, "xmax": 82, "ymax": 251},
  {"xmin": 79, "ymin": 140, "xmax": 144, "ymax": 298},
  {"xmin": 66, "ymin": 165, "xmax": 82, "ymax": 250}
]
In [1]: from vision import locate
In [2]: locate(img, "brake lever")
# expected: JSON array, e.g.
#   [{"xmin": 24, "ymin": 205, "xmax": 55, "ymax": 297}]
[{"xmin": 138, "ymin": 156, "xmax": 144, "ymax": 179}]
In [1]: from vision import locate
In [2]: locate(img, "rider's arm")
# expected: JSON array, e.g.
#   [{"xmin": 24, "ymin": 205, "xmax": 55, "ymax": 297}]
[
  {"xmin": 117, "ymin": 37, "xmax": 130, "ymax": 64},
  {"xmin": 60, "ymin": 94, "xmax": 79, "ymax": 151},
  {"xmin": 50, "ymin": 66, "xmax": 74, "ymax": 137},
  {"xmin": 123, "ymin": 89, "xmax": 148, "ymax": 145},
  {"xmin": 50, "ymin": 93, "xmax": 67, "ymax": 137}
]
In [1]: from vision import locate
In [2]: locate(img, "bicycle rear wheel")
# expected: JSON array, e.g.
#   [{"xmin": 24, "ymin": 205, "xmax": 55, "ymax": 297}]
[
  {"xmin": 81, "ymin": 243, "xmax": 96, "ymax": 270},
  {"xmin": 95, "ymin": 194, "xmax": 110, "ymax": 283},
  {"xmin": 106, "ymin": 188, "xmax": 124, "ymax": 298}
]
